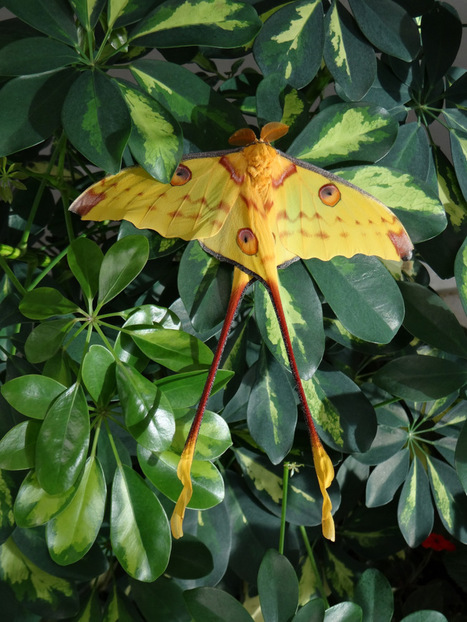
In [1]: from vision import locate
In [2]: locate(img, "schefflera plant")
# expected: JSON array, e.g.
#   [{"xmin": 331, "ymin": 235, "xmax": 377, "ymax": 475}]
[{"xmin": 0, "ymin": 235, "xmax": 233, "ymax": 582}]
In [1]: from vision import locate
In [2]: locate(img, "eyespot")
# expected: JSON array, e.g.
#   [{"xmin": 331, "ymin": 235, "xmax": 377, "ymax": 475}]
[
  {"xmin": 319, "ymin": 183, "xmax": 341, "ymax": 206},
  {"xmin": 170, "ymin": 164, "xmax": 191, "ymax": 186},
  {"xmin": 236, "ymin": 228, "xmax": 258, "ymax": 255}
]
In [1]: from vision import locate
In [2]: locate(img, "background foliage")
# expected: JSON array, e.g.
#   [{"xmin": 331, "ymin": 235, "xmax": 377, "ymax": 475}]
[{"xmin": 1, "ymin": 0, "xmax": 467, "ymax": 620}]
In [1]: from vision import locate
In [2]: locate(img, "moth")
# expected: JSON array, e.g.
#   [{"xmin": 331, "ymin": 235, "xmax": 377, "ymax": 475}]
[{"xmin": 70, "ymin": 122, "xmax": 413, "ymax": 541}]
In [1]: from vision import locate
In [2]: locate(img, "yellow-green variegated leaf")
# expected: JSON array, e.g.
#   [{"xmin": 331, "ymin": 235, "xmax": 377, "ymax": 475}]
[
  {"xmin": 455, "ymin": 237, "xmax": 467, "ymax": 320},
  {"xmin": 117, "ymin": 80, "xmax": 182, "ymax": 183},
  {"xmin": 129, "ymin": 0, "xmax": 261, "ymax": 48},
  {"xmin": 108, "ymin": 0, "xmax": 131, "ymax": 28},
  {"xmin": 427, "ymin": 456, "xmax": 467, "ymax": 543},
  {"xmin": 450, "ymin": 129, "xmax": 467, "ymax": 204},
  {"xmin": 69, "ymin": 0, "xmax": 105, "ymax": 28},
  {"xmin": 397, "ymin": 457, "xmax": 433, "ymax": 547}
]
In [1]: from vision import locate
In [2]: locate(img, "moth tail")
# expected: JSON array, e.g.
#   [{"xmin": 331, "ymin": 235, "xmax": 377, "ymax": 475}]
[{"xmin": 171, "ymin": 439, "xmax": 196, "ymax": 539}]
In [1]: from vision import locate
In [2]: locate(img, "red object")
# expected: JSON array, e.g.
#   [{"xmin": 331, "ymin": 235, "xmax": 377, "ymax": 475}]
[{"xmin": 422, "ymin": 533, "xmax": 456, "ymax": 552}]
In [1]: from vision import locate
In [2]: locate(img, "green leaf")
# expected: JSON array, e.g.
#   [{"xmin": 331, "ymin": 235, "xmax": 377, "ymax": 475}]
[
  {"xmin": 0, "ymin": 538, "xmax": 79, "ymax": 618},
  {"xmin": 166, "ymin": 535, "xmax": 213, "ymax": 579},
  {"xmin": 138, "ymin": 446, "xmax": 225, "ymax": 510},
  {"xmin": 324, "ymin": 602, "xmax": 363, "ymax": 621},
  {"xmin": 397, "ymin": 457, "xmax": 433, "ymax": 547},
  {"xmin": 116, "ymin": 363, "xmax": 175, "ymax": 452},
  {"xmin": 24, "ymin": 318, "xmax": 74, "ymax": 364},
  {"xmin": 366, "ymin": 448, "xmax": 410, "ymax": 507},
  {"xmin": 2, "ymin": 0, "xmax": 78, "ymax": 44},
  {"xmin": 62, "ymin": 71, "xmax": 131, "ymax": 174},
  {"xmin": 13, "ymin": 470, "xmax": 77, "ymax": 528},
  {"xmin": 399, "ymin": 281, "xmax": 467, "ymax": 358},
  {"xmin": 20, "ymin": 287, "xmax": 78, "ymax": 320},
  {"xmin": 247, "ymin": 346, "xmax": 297, "ymax": 465},
  {"xmin": 427, "ymin": 455, "xmax": 467, "ymax": 543},
  {"xmin": 421, "ymin": 2, "xmax": 462, "ymax": 84},
  {"xmin": 184, "ymin": 586, "xmax": 254, "ymax": 622},
  {"xmin": 288, "ymin": 103, "xmax": 398, "ymax": 167},
  {"xmin": 69, "ymin": 0, "xmax": 106, "ymax": 29},
  {"xmin": 1, "ymin": 375, "xmax": 66, "ymax": 419},
  {"xmin": 130, "ymin": 0, "xmax": 261, "ymax": 48},
  {"xmin": 98, "ymin": 235, "xmax": 149, "ymax": 306},
  {"xmin": 131, "ymin": 60, "xmax": 246, "ymax": 150},
  {"xmin": 258, "ymin": 549, "xmax": 299, "ymax": 622},
  {"xmin": 46, "ymin": 456, "xmax": 106, "ymax": 564},
  {"xmin": 307, "ymin": 256, "xmax": 404, "ymax": 344},
  {"xmin": 0, "ymin": 470, "xmax": 16, "ymax": 543},
  {"xmin": 448, "ymin": 129, "xmax": 467, "ymax": 204},
  {"xmin": 293, "ymin": 599, "xmax": 325, "ymax": 622},
  {"xmin": 82, "ymin": 345, "xmax": 116, "ymax": 406},
  {"xmin": 0, "ymin": 420, "xmax": 41, "ymax": 470},
  {"xmin": 255, "ymin": 260, "xmax": 324, "ymax": 381},
  {"xmin": 348, "ymin": 0, "xmax": 420, "ymax": 61},
  {"xmin": 0, "ymin": 37, "xmax": 79, "ymax": 76},
  {"xmin": 117, "ymin": 80, "xmax": 182, "ymax": 182},
  {"xmin": 253, "ymin": 0, "xmax": 324, "ymax": 89},
  {"xmin": 455, "ymin": 419, "xmax": 467, "ymax": 495},
  {"xmin": 131, "ymin": 327, "xmax": 214, "ymax": 372},
  {"xmin": 373, "ymin": 355, "xmax": 467, "ymax": 401},
  {"xmin": 455, "ymin": 237, "xmax": 467, "ymax": 316},
  {"xmin": 400, "ymin": 612, "xmax": 448, "ymax": 622},
  {"xmin": 157, "ymin": 369, "xmax": 234, "ymax": 409},
  {"xmin": 171, "ymin": 410, "xmax": 232, "ymax": 461},
  {"xmin": 324, "ymin": 1, "xmax": 376, "ymax": 100},
  {"xmin": 35, "ymin": 383, "xmax": 90, "ymax": 494},
  {"xmin": 111, "ymin": 464, "xmax": 171, "ymax": 581},
  {"xmin": 130, "ymin": 576, "xmax": 191, "ymax": 621},
  {"xmin": 0, "ymin": 69, "xmax": 76, "ymax": 156},
  {"xmin": 354, "ymin": 568, "xmax": 394, "ymax": 622},
  {"xmin": 67, "ymin": 237, "xmax": 104, "ymax": 301},
  {"xmin": 335, "ymin": 166, "xmax": 447, "ymax": 243}
]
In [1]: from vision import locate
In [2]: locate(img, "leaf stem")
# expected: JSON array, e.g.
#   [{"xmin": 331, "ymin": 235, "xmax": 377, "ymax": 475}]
[
  {"xmin": 299, "ymin": 525, "xmax": 329, "ymax": 608},
  {"xmin": 279, "ymin": 462, "xmax": 290, "ymax": 555}
]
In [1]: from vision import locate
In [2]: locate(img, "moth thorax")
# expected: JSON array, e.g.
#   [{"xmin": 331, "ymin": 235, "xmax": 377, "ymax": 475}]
[{"xmin": 244, "ymin": 143, "xmax": 276, "ymax": 200}]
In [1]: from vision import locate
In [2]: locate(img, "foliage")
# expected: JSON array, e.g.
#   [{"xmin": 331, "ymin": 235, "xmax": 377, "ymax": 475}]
[{"xmin": 0, "ymin": 0, "xmax": 467, "ymax": 620}]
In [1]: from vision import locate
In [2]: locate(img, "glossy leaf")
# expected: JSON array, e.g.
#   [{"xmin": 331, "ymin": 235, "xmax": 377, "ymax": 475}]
[
  {"xmin": 254, "ymin": 0, "xmax": 324, "ymax": 89},
  {"xmin": 98, "ymin": 235, "xmax": 149, "ymax": 306},
  {"xmin": 427, "ymin": 456, "xmax": 467, "ymax": 543},
  {"xmin": 67, "ymin": 237, "xmax": 104, "ymax": 301},
  {"xmin": 117, "ymin": 80, "xmax": 182, "ymax": 183},
  {"xmin": 111, "ymin": 463, "xmax": 171, "ymax": 581},
  {"xmin": 353, "ymin": 402, "xmax": 408, "ymax": 466},
  {"xmin": 455, "ymin": 237, "xmax": 467, "ymax": 316},
  {"xmin": 62, "ymin": 71, "xmax": 131, "ymax": 174},
  {"xmin": 69, "ymin": 0, "xmax": 106, "ymax": 29},
  {"xmin": 171, "ymin": 409, "xmax": 231, "ymax": 461},
  {"xmin": 2, "ymin": 0, "xmax": 78, "ymax": 44},
  {"xmin": 1, "ymin": 375, "xmax": 66, "ymax": 419},
  {"xmin": 156, "ymin": 369, "xmax": 234, "ymax": 409},
  {"xmin": 130, "ymin": 0, "xmax": 261, "ymax": 48},
  {"xmin": 0, "ymin": 420, "xmax": 41, "ymax": 470},
  {"xmin": 354, "ymin": 568, "xmax": 394, "ymax": 622},
  {"xmin": 0, "ymin": 37, "xmax": 79, "ymax": 76},
  {"xmin": 324, "ymin": 1, "xmax": 376, "ymax": 100},
  {"xmin": 323, "ymin": 602, "xmax": 363, "ymax": 621},
  {"xmin": 449, "ymin": 129, "xmax": 467, "ymax": 203},
  {"xmin": 398, "ymin": 457, "xmax": 433, "ymax": 547},
  {"xmin": 288, "ymin": 103, "xmax": 398, "ymax": 168},
  {"xmin": 366, "ymin": 448, "xmax": 410, "ymax": 507},
  {"xmin": 307, "ymin": 255, "xmax": 404, "ymax": 344},
  {"xmin": 82, "ymin": 345, "xmax": 116, "ymax": 406},
  {"xmin": 184, "ymin": 586, "xmax": 254, "ymax": 622},
  {"xmin": 24, "ymin": 318, "xmax": 74, "ymax": 364},
  {"xmin": 258, "ymin": 549, "xmax": 299, "ymax": 622},
  {"xmin": 19, "ymin": 287, "xmax": 77, "ymax": 320},
  {"xmin": 35, "ymin": 383, "xmax": 90, "ymax": 495}
]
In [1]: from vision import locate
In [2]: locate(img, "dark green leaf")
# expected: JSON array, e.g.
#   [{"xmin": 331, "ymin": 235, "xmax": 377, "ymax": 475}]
[
  {"xmin": 455, "ymin": 419, "xmax": 467, "ymax": 494},
  {"xmin": 1, "ymin": 375, "xmax": 66, "ymax": 419},
  {"xmin": 67, "ymin": 237, "xmax": 104, "ymax": 300},
  {"xmin": 157, "ymin": 368, "xmax": 233, "ymax": 409},
  {"xmin": 254, "ymin": 0, "xmax": 324, "ymax": 89},
  {"xmin": 166, "ymin": 535, "xmax": 213, "ymax": 579},
  {"xmin": 373, "ymin": 355, "xmax": 467, "ymax": 401},
  {"xmin": 117, "ymin": 79, "xmax": 183, "ymax": 183},
  {"xmin": 307, "ymin": 256, "xmax": 403, "ymax": 344},
  {"xmin": 131, "ymin": 0, "xmax": 260, "ymax": 48},
  {"xmin": 62, "ymin": 71, "xmax": 131, "ymax": 174},
  {"xmin": 130, "ymin": 576, "xmax": 191, "ymax": 622},
  {"xmin": 20, "ymin": 287, "xmax": 77, "ymax": 320},
  {"xmin": 0, "ymin": 470, "xmax": 16, "ymax": 543},
  {"xmin": 400, "ymin": 612, "xmax": 448, "ymax": 622},
  {"xmin": 35, "ymin": 383, "xmax": 90, "ymax": 494},
  {"xmin": 184, "ymin": 586, "xmax": 254, "ymax": 622},
  {"xmin": 0, "ymin": 421, "xmax": 41, "ymax": 470},
  {"xmin": 24, "ymin": 318, "xmax": 74, "ymax": 364},
  {"xmin": 397, "ymin": 457, "xmax": 433, "ymax": 547},
  {"xmin": 292, "ymin": 599, "xmax": 325, "ymax": 622},
  {"xmin": 421, "ymin": 2, "xmax": 462, "ymax": 84},
  {"xmin": 0, "ymin": 37, "xmax": 79, "ymax": 76},
  {"xmin": 70, "ymin": 0, "xmax": 106, "ymax": 29},
  {"xmin": 111, "ymin": 464, "xmax": 171, "ymax": 581},
  {"xmin": 427, "ymin": 456, "xmax": 467, "ymax": 543},
  {"xmin": 82, "ymin": 345, "xmax": 116, "ymax": 406},
  {"xmin": 98, "ymin": 234, "xmax": 149, "ymax": 306},
  {"xmin": 366, "ymin": 448, "xmax": 410, "ymax": 507},
  {"xmin": 348, "ymin": 0, "xmax": 420, "ymax": 61},
  {"xmin": 323, "ymin": 602, "xmax": 363, "ymax": 621},
  {"xmin": 455, "ymin": 237, "xmax": 467, "ymax": 316},
  {"xmin": 354, "ymin": 568, "xmax": 394, "ymax": 622},
  {"xmin": 2, "ymin": 0, "xmax": 78, "ymax": 44},
  {"xmin": 258, "ymin": 549, "xmax": 299, "ymax": 622},
  {"xmin": 449, "ymin": 129, "xmax": 467, "ymax": 203}
]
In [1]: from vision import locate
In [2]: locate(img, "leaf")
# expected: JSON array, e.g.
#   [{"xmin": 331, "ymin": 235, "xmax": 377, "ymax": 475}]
[
  {"xmin": 454, "ymin": 236, "xmax": 467, "ymax": 316},
  {"xmin": 46, "ymin": 456, "xmax": 106, "ymax": 564},
  {"xmin": 35, "ymin": 383, "xmax": 90, "ymax": 495},
  {"xmin": 323, "ymin": 602, "xmax": 363, "ymax": 621},
  {"xmin": 24, "ymin": 318, "xmax": 74, "ymax": 364},
  {"xmin": 257, "ymin": 549, "xmax": 299, "ymax": 622},
  {"xmin": 69, "ymin": 0, "xmax": 106, "ymax": 29},
  {"xmin": 0, "ymin": 37, "xmax": 79, "ymax": 76},
  {"xmin": 0, "ymin": 470, "xmax": 16, "ymax": 543},
  {"xmin": 324, "ymin": 1, "xmax": 376, "ymax": 101},
  {"xmin": 1, "ymin": 375, "xmax": 66, "ymax": 419},
  {"xmin": 0, "ymin": 420, "xmax": 41, "ymax": 470},
  {"xmin": 19, "ymin": 287, "xmax": 78, "ymax": 320},
  {"xmin": 129, "ymin": 0, "xmax": 261, "ymax": 48},
  {"xmin": 62, "ymin": 71, "xmax": 131, "ymax": 174},
  {"xmin": 421, "ymin": 2, "xmax": 462, "ymax": 84},
  {"xmin": 253, "ymin": 0, "xmax": 324, "ymax": 89},
  {"xmin": 156, "ymin": 369, "xmax": 233, "ymax": 409},
  {"xmin": 117, "ymin": 80, "xmax": 183, "ymax": 183},
  {"xmin": 111, "ymin": 464, "xmax": 171, "ymax": 581},
  {"xmin": 98, "ymin": 235, "xmax": 149, "ymax": 307},
  {"xmin": 166, "ymin": 535, "xmax": 213, "ymax": 580},
  {"xmin": 82, "ymin": 345, "xmax": 116, "ymax": 406},
  {"xmin": 67, "ymin": 237, "xmax": 104, "ymax": 301},
  {"xmin": 400, "ymin": 612, "xmax": 448, "ymax": 622},
  {"xmin": 455, "ymin": 419, "xmax": 467, "ymax": 495},
  {"xmin": 184, "ymin": 586, "xmax": 254, "ymax": 622},
  {"xmin": 288, "ymin": 103, "xmax": 398, "ymax": 167},
  {"xmin": 366, "ymin": 448, "xmax": 410, "ymax": 507},
  {"xmin": 354, "ymin": 568, "xmax": 394, "ymax": 622},
  {"xmin": 348, "ymin": 0, "xmax": 420, "ymax": 61},
  {"xmin": 307, "ymin": 256, "xmax": 404, "ymax": 344},
  {"xmin": 247, "ymin": 347, "xmax": 297, "ymax": 465},
  {"xmin": 397, "ymin": 457, "xmax": 433, "ymax": 547},
  {"xmin": 171, "ymin": 410, "xmax": 232, "ymax": 461},
  {"xmin": 2, "ymin": 0, "xmax": 78, "ymax": 44},
  {"xmin": 373, "ymin": 355, "xmax": 467, "ymax": 401},
  {"xmin": 293, "ymin": 599, "xmax": 325, "ymax": 622}
]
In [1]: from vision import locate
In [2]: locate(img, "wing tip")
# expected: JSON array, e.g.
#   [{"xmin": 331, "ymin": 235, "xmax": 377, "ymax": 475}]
[
  {"xmin": 69, "ymin": 189, "xmax": 105, "ymax": 217},
  {"xmin": 388, "ymin": 229, "xmax": 414, "ymax": 261}
]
